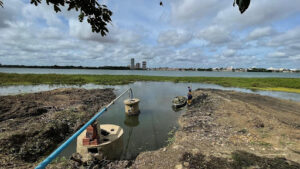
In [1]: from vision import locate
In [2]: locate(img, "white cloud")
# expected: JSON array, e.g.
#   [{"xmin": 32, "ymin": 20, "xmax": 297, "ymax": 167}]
[
  {"xmin": 248, "ymin": 27, "xmax": 274, "ymax": 40},
  {"xmin": 68, "ymin": 18, "xmax": 116, "ymax": 43},
  {"xmin": 170, "ymin": 0, "xmax": 226, "ymax": 23},
  {"xmin": 268, "ymin": 27, "xmax": 300, "ymax": 47},
  {"xmin": 0, "ymin": 0, "xmax": 24, "ymax": 28},
  {"xmin": 289, "ymin": 54, "xmax": 300, "ymax": 61},
  {"xmin": 158, "ymin": 30, "xmax": 192, "ymax": 46},
  {"xmin": 197, "ymin": 25, "xmax": 230, "ymax": 44},
  {"xmin": 268, "ymin": 52, "xmax": 286, "ymax": 58},
  {"xmin": 223, "ymin": 49, "xmax": 236, "ymax": 57},
  {"xmin": 22, "ymin": 2, "xmax": 63, "ymax": 27}
]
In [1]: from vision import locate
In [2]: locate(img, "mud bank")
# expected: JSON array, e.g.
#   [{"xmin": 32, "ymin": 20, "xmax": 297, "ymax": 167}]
[
  {"xmin": 132, "ymin": 89, "xmax": 300, "ymax": 169},
  {"xmin": 0, "ymin": 88, "xmax": 115, "ymax": 169}
]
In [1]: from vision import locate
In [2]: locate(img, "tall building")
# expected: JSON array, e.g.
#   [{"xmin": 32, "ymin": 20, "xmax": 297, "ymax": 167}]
[
  {"xmin": 142, "ymin": 61, "xmax": 147, "ymax": 70},
  {"xmin": 130, "ymin": 58, "xmax": 135, "ymax": 69},
  {"xmin": 136, "ymin": 63, "xmax": 140, "ymax": 69}
]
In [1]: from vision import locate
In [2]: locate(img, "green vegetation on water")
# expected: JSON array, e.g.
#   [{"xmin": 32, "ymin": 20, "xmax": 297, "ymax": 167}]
[{"xmin": 1, "ymin": 73, "xmax": 300, "ymax": 93}]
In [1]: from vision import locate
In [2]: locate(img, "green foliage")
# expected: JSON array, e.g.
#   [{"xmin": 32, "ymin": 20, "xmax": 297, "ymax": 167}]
[
  {"xmin": 29, "ymin": 0, "xmax": 112, "ymax": 36},
  {"xmin": 233, "ymin": 0, "xmax": 251, "ymax": 14},
  {"xmin": 1, "ymin": 73, "xmax": 300, "ymax": 93},
  {"xmin": 166, "ymin": 128, "xmax": 176, "ymax": 146},
  {"xmin": 248, "ymin": 68, "xmax": 272, "ymax": 72},
  {"xmin": 52, "ymin": 156, "xmax": 67, "ymax": 164}
]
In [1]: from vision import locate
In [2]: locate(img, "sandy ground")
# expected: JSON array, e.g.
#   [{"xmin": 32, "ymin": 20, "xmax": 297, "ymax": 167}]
[{"xmin": 0, "ymin": 88, "xmax": 115, "ymax": 169}]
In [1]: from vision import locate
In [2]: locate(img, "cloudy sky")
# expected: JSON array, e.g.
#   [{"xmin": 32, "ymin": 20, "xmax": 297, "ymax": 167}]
[{"xmin": 0, "ymin": 0, "xmax": 300, "ymax": 68}]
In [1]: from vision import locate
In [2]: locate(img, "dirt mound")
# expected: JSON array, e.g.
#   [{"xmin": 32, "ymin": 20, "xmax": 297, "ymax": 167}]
[{"xmin": 0, "ymin": 88, "xmax": 115, "ymax": 168}]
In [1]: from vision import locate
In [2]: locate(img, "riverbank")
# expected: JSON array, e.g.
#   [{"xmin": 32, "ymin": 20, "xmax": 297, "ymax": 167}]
[
  {"xmin": 1, "ymin": 73, "xmax": 300, "ymax": 93},
  {"xmin": 50, "ymin": 88, "xmax": 300, "ymax": 169},
  {"xmin": 0, "ymin": 88, "xmax": 115, "ymax": 169},
  {"xmin": 131, "ymin": 89, "xmax": 300, "ymax": 169}
]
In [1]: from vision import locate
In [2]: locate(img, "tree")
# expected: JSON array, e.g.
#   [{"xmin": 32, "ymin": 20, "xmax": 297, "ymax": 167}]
[
  {"xmin": 233, "ymin": 0, "xmax": 251, "ymax": 14},
  {"xmin": 0, "ymin": 0, "xmax": 251, "ymax": 36},
  {"xmin": 0, "ymin": 0, "xmax": 112, "ymax": 36}
]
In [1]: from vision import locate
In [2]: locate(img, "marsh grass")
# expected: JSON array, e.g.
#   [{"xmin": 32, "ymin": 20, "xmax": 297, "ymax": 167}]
[{"xmin": 1, "ymin": 73, "xmax": 300, "ymax": 93}]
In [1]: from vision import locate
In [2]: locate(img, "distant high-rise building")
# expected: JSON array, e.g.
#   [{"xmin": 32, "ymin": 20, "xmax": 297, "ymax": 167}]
[
  {"xmin": 130, "ymin": 58, "xmax": 135, "ymax": 69},
  {"xmin": 142, "ymin": 61, "xmax": 147, "ymax": 70},
  {"xmin": 136, "ymin": 63, "xmax": 140, "ymax": 69}
]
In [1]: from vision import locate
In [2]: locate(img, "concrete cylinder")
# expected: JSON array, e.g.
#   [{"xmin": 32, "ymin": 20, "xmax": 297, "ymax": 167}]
[
  {"xmin": 76, "ymin": 124, "xmax": 124, "ymax": 161},
  {"xmin": 124, "ymin": 98, "xmax": 140, "ymax": 116}
]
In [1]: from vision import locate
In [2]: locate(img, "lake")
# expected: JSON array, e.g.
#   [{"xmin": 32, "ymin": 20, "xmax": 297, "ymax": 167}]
[{"xmin": 1, "ymin": 67, "xmax": 300, "ymax": 78}]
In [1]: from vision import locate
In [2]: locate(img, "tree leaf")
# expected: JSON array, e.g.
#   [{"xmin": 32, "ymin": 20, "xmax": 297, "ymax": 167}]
[{"xmin": 54, "ymin": 5, "xmax": 61, "ymax": 13}]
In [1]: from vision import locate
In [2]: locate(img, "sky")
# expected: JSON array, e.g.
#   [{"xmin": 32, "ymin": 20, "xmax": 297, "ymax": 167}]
[{"xmin": 0, "ymin": 0, "xmax": 300, "ymax": 69}]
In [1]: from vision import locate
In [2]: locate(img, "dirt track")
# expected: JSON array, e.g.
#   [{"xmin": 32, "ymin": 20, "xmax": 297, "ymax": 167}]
[{"xmin": 0, "ymin": 88, "xmax": 115, "ymax": 169}]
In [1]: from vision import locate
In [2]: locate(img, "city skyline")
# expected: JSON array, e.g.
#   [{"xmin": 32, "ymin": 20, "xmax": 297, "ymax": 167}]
[
  {"xmin": 1, "ymin": 62, "xmax": 299, "ymax": 72},
  {"xmin": 130, "ymin": 58, "xmax": 147, "ymax": 70}
]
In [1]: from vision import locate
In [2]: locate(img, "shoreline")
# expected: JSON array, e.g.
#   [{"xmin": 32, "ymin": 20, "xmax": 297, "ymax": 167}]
[
  {"xmin": 131, "ymin": 89, "xmax": 300, "ymax": 169},
  {"xmin": 1, "ymin": 73, "xmax": 300, "ymax": 94},
  {"xmin": 1, "ymin": 66, "xmax": 299, "ymax": 73},
  {"xmin": 50, "ymin": 88, "xmax": 300, "ymax": 169}
]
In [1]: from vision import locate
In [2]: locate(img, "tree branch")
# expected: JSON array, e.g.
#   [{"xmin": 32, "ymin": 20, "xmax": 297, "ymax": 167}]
[{"xmin": 30, "ymin": 0, "xmax": 113, "ymax": 36}]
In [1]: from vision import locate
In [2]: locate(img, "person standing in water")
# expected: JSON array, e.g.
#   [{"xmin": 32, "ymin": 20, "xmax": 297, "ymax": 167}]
[{"xmin": 187, "ymin": 86, "xmax": 192, "ymax": 105}]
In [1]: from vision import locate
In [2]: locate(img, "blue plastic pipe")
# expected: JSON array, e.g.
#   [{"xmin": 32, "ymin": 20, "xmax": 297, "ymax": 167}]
[{"xmin": 35, "ymin": 107, "xmax": 107, "ymax": 169}]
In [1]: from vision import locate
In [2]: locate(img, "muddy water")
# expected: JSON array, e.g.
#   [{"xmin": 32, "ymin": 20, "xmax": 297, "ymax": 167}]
[
  {"xmin": 0, "ymin": 82, "xmax": 300, "ymax": 160},
  {"xmin": 57, "ymin": 82, "xmax": 189, "ymax": 160}
]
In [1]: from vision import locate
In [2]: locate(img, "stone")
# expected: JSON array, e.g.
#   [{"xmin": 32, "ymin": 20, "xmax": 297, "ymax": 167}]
[
  {"xmin": 175, "ymin": 164, "xmax": 183, "ymax": 169},
  {"xmin": 183, "ymin": 162, "xmax": 189, "ymax": 167}
]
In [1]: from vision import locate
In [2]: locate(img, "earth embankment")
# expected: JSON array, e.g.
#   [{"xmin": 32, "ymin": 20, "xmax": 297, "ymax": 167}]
[
  {"xmin": 133, "ymin": 89, "xmax": 300, "ymax": 169},
  {"xmin": 0, "ymin": 88, "xmax": 115, "ymax": 168}
]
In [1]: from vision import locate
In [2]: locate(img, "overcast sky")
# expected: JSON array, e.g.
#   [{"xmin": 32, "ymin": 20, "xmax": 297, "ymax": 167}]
[{"xmin": 0, "ymin": 0, "xmax": 300, "ymax": 68}]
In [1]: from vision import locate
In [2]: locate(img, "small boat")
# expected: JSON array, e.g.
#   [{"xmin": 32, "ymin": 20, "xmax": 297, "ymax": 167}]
[{"xmin": 172, "ymin": 96, "xmax": 187, "ymax": 109}]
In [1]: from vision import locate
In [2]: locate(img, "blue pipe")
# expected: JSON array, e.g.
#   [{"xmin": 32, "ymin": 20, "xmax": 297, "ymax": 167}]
[{"xmin": 35, "ymin": 107, "xmax": 107, "ymax": 169}]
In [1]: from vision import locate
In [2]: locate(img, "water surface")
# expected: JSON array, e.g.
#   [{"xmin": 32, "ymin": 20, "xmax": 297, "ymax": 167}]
[{"xmin": 1, "ymin": 67, "xmax": 299, "ymax": 78}]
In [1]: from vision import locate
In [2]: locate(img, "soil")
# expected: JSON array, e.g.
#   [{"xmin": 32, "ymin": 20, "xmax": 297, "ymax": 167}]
[
  {"xmin": 0, "ymin": 88, "xmax": 115, "ymax": 169},
  {"xmin": 131, "ymin": 89, "xmax": 300, "ymax": 169}
]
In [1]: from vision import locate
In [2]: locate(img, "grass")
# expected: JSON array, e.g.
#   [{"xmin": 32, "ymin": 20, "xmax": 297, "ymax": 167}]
[
  {"xmin": 1, "ymin": 73, "xmax": 300, "ymax": 93},
  {"xmin": 166, "ymin": 128, "xmax": 177, "ymax": 146}
]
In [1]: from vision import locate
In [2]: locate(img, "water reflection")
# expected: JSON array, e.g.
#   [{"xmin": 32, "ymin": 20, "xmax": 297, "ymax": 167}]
[
  {"xmin": 124, "ymin": 115, "xmax": 140, "ymax": 127},
  {"xmin": 172, "ymin": 106, "xmax": 186, "ymax": 112},
  {"xmin": 122, "ymin": 115, "xmax": 140, "ymax": 159}
]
